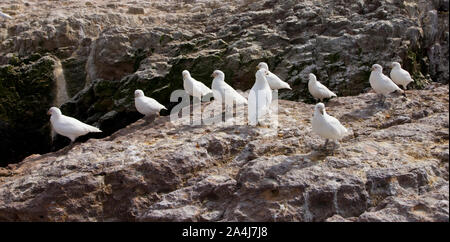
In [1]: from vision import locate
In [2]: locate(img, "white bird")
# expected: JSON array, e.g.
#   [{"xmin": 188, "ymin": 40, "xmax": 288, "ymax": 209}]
[
  {"xmin": 134, "ymin": 89, "xmax": 167, "ymax": 116},
  {"xmin": 211, "ymin": 70, "xmax": 247, "ymax": 105},
  {"xmin": 256, "ymin": 62, "xmax": 291, "ymax": 90},
  {"xmin": 390, "ymin": 62, "xmax": 413, "ymax": 90},
  {"xmin": 312, "ymin": 103, "xmax": 348, "ymax": 148},
  {"xmin": 248, "ymin": 69, "xmax": 272, "ymax": 126},
  {"xmin": 182, "ymin": 70, "xmax": 213, "ymax": 98},
  {"xmin": 47, "ymin": 107, "xmax": 102, "ymax": 143},
  {"xmin": 369, "ymin": 64, "xmax": 404, "ymax": 102},
  {"xmin": 308, "ymin": 73, "xmax": 337, "ymax": 101},
  {"xmin": 0, "ymin": 11, "xmax": 12, "ymax": 20}
]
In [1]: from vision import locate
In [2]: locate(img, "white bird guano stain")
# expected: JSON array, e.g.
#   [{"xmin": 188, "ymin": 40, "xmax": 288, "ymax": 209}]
[
  {"xmin": 53, "ymin": 58, "xmax": 69, "ymax": 107},
  {"xmin": 51, "ymin": 58, "xmax": 69, "ymax": 140},
  {"xmin": 84, "ymin": 40, "xmax": 97, "ymax": 87}
]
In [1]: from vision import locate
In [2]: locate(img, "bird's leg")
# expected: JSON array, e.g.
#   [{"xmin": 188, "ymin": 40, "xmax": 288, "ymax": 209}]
[
  {"xmin": 145, "ymin": 114, "xmax": 157, "ymax": 123},
  {"xmin": 224, "ymin": 104, "xmax": 234, "ymax": 124},
  {"xmin": 323, "ymin": 139, "xmax": 329, "ymax": 149},
  {"xmin": 256, "ymin": 121, "xmax": 263, "ymax": 128},
  {"xmin": 377, "ymin": 94, "xmax": 383, "ymax": 105},
  {"xmin": 333, "ymin": 140, "xmax": 339, "ymax": 149},
  {"xmin": 226, "ymin": 104, "xmax": 233, "ymax": 115},
  {"xmin": 375, "ymin": 94, "xmax": 381, "ymax": 105},
  {"xmin": 383, "ymin": 95, "xmax": 389, "ymax": 106},
  {"xmin": 331, "ymin": 141, "xmax": 337, "ymax": 155},
  {"xmin": 378, "ymin": 95, "xmax": 387, "ymax": 107}
]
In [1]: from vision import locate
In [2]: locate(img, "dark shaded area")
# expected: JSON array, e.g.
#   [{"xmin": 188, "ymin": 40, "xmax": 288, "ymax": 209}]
[{"xmin": 0, "ymin": 55, "xmax": 56, "ymax": 166}]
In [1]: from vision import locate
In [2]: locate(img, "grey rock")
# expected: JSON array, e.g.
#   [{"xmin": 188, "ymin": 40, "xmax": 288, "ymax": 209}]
[
  {"xmin": 0, "ymin": 85, "xmax": 447, "ymax": 221},
  {"xmin": 127, "ymin": 7, "xmax": 145, "ymax": 15},
  {"xmin": 0, "ymin": 1, "xmax": 447, "ymax": 161}
]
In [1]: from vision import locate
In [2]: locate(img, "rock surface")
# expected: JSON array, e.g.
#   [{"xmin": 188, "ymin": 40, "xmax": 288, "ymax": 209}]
[
  {"xmin": 0, "ymin": 0, "xmax": 449, "ymax": 164},
  {"xmin": 0, "ymin": 84, "xmax": 447, "ymax": 222}
]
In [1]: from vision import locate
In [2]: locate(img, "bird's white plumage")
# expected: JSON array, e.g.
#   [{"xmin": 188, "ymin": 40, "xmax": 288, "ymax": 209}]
[
  {"xmin": 312, "ymin": 103, "xmax": 348, "ymax": 142},
  {"xmin": 390, "ymin": 62, "xmax": 413, "ymax": 90},
  {"xmin": 48, "ymin": 107, "xmax": 102, "ymax": 142},
  {"xmin": 369, "ymin": 64, "xmax": 403, "ymax": 96},
  {"xmin": 182, "ymin": 70, "xmax": 213, "ymax": 98},
  {"xmin": 248, "ymin": 69, "xmax": 272, "ymax": 125},
  {"xmin": 257, "ymin": 62, "xmax": 291, "ymax": 90},
  {"xmin": 134, "ymin": 89, "xmax": 167, "ymax": 116},
  {"xmin": 211, "ymin": 70, "xmax": 247, "ymax": 105},
  {"xmin": 308, "ymin": 73, "xmax": 337, "ymax": 101},
  {"xmin": 0, "ymin": 11, "xmax": 12, "ymax": 19}
]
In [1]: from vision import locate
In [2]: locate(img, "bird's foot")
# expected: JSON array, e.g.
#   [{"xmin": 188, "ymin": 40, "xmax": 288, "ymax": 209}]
[
  {"xmin": 319, "ymin": 139, "xmax": 329, "ymax": 151},
  {"xmin": 402, "ymin": 90, "xmax": 407, "ymax": 98},
  {"xmin": 332, "ymin": 141, "xmax": 340, "ymax": 150},
  {"xmin": 144, "ymin": 114, "xmax": 157, "ymax": 123}
]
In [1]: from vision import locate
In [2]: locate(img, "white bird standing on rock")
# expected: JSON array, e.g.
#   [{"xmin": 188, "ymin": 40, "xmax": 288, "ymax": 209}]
[
  {"xmin": 0, "ymin": 11, "xmax": 12, "ymax": 20},
  {"xmin": 248, "ymin": 69, "xmax": 272, "ymax": 126},
  {"xmin": 134, "ymin": 89, "xmax": 167, "ymax": 116},
  {"xmin": 390, "ymin": 62, "xmax": 414, "ymax": 90},
  {"xmin": 312, "ymin": 103, "xmax": 348, "ymax": 148},
  {"xmin": 47, "ymin": 107, "xmax": 102, "ymax": 144},
  {"xmin": 182, "ymin": 70, "xmax": 213, "ymax": 98},
  {"xmin": 211, "ymin": 70, "xmax": 247, "ymax": 105},
  {"xmin": 308, "ymin": 73, "xmax": 337, "ymax": 101},
  {"xmin": 256, "ymin": 62, "xmax": 291, "ymax": 90},
  {"xmin": 369, "ymin": 64, "xmax": 404, "ymax": 102}
]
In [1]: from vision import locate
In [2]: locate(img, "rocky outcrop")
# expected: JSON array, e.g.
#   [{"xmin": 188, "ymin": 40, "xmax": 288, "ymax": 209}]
[
  {"xmin": 0, "ymin": 84, "xmax": 447, "ymax": 222},
  {"xmin": 0, "ymin": 1, "xmax": 448, "ymax": 164}
]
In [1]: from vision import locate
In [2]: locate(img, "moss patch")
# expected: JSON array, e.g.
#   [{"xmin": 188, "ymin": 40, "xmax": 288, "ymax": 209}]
[{"xmin": 405, "ymin": 49, "xmax": 429, "ymax": 89}]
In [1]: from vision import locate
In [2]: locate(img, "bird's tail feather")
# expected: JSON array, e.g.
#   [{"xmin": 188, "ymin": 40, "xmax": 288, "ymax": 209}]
[{"xmin": 87, "ymin": 125, "xmax": 102, "ymax": 133}]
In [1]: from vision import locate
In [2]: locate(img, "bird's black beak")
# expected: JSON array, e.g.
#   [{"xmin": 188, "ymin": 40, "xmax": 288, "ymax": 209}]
[
  {"xmin": 47, "ymin": 110, "xmax": 51, "ymax": 115},
  {"xmin": 320, "ymin": 109, "xmax": 324, "ymax": 115}
]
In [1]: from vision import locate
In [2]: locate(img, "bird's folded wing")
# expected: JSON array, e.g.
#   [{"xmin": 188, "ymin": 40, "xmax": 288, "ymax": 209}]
[
  {"xmin": 327, "ymin": 116, "xmax": 347, "ymax": 132},
  {"xmin": 224, "ymin": 86, "xmax": 247, "ymax": 103},
  {"xmin": 383, "ymin": 76, "xmax": 402, "ymax": 91},
  {"xmin": 199, "ymin": 83, "xmax": 213, "ymax": 95},
  {"xmin": 267, "ymin": 72, "xmax": 283, "ymax": 83},
  {"xmin": 58, "ymin": 116, "xmax": 101, "ymax": 134},
  {"xmin": 143, "ymin": 96, "xmax": 166, "ymax": 110},
  {"xmin": 400, "ymin": 69, "xmax": 413, "ymax": 81},
  {"xmin": 267, "ymin": 72, "xmax": 291, "ymax": 89},
  {"xmin": 316, "ymin": 82, "xmax": 336, "ymax": 96},
  {"xmin": 191, "ymin": 82, "xmax": 206, "ymax": 96}
]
